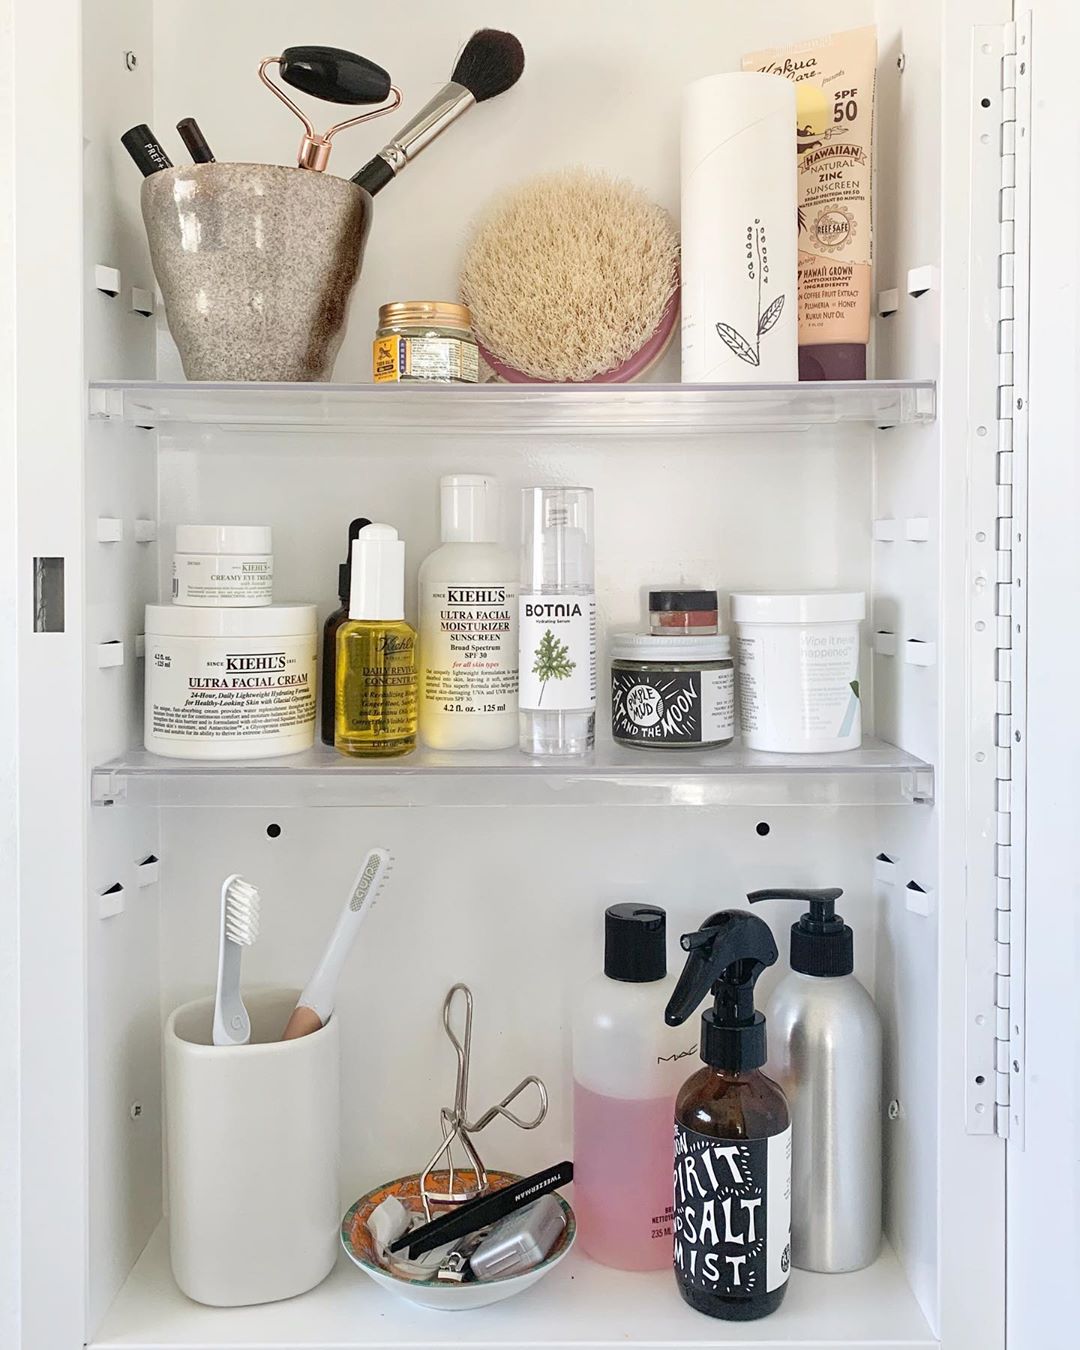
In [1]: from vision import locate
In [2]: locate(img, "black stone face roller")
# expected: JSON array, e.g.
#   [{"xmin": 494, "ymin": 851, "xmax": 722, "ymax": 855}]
[{"xmin": 259, "ymin": 45, "xmax": 402, "ymax": 172}]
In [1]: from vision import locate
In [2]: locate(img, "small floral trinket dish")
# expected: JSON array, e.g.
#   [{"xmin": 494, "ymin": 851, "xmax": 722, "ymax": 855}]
[{"xmin": 340, "ymin": 1170, "xmax": 576, "ymax": 1312}]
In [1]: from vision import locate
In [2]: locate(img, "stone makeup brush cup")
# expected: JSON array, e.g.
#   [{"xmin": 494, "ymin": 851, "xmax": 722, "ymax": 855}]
[{"xmin": 141, "ymin": 163, "xmax": 371, "ymax": 381}]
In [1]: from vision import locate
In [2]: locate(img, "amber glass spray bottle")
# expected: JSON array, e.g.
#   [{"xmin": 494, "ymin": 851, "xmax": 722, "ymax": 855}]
[{"xmin": 665, "ymin": 910, "xmax": 791, "ymax": 1321}]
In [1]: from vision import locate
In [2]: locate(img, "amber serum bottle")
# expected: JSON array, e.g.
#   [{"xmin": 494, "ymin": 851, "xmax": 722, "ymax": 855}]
[
  {"xmin": 335, "ymin": 523, "xmax": 417, "ymax": 757},
  {"xmin": 665, "ymin": 910, "xmax": 791, "ymax": 1322}
]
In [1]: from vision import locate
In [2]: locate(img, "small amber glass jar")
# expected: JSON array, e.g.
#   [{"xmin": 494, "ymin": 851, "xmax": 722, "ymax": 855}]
[{"xmin": 373, "ymin": 301, "xmax": 481, "ymax": 383}]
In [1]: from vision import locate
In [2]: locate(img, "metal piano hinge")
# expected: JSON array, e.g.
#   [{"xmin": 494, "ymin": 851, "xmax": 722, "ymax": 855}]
[{"xmin": 991, "ymin": 16, "xmax": 1029, "ymax": 1144}]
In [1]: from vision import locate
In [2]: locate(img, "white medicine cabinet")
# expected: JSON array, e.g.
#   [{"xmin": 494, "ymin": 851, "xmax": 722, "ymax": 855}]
[{"xmin": 2, "ymin": 1, "xmax": 1077, "ymax": 1349}]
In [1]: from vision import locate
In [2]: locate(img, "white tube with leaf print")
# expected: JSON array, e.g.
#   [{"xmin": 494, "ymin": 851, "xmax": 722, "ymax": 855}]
[
  {"xmin": 518, "ymin": 487, "xmax": 597, "ymax": 756},
  {"xmin": 681, "ymin": 72, "xmax": 798, "ymax": 382}
]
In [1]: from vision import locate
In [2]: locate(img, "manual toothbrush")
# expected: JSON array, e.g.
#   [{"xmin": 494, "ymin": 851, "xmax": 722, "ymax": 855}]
[{"xmin": 212, "ymin": 874, "xmax": 261, "ymax": 1047}]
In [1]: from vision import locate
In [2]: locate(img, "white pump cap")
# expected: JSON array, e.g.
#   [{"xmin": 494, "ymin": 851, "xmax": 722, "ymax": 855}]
[
  {"xmin": 440, "ymin": 474, "xmax": 498, "ymax": 544},
  {"xmin": 348, "ymin": 523, "xmax": 405, "ymax": 621}
]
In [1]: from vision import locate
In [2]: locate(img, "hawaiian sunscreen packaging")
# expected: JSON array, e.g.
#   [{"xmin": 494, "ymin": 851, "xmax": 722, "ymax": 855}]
[{"xmin": 743, "ymin": 27, "xmax": 877, "ymax": 380}]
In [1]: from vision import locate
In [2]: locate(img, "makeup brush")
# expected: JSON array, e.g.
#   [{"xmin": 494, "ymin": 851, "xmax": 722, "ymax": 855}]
[{"xmin": 351, "ymin": 28, "xmax": 524, "ymax": 195}]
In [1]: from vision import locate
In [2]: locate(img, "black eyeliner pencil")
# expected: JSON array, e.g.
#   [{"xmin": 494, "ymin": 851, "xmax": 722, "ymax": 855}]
[
  {"xmin": 177, "ymin": 117, "xmax": 215, "ymax": 164},
  {"xmin": 390, "ymin": 1161, "xmax": 574, "ymax": 1260},
  {"xmin": 120, "ymin": 124, "xmax": 173, "ymax": 177}
]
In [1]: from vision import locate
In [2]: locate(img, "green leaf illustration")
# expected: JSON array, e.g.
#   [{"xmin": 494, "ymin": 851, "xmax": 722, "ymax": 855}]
[{"xmin": 533, "ymin": 628, "xmax": 576, "ymax": 705}]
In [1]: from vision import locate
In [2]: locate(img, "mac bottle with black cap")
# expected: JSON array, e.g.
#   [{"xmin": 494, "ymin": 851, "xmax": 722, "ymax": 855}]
[{"xmin": 572, "ymin": 903, "xmax": 695, "ymax": 1271}]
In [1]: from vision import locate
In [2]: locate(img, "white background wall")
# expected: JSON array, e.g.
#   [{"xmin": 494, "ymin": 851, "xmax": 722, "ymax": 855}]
[{"xmin": 1007, "ymin": 4, "xmax": 1080, "ymax": 1346}]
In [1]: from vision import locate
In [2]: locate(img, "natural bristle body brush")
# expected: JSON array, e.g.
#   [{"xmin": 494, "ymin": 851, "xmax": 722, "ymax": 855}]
[
  {"xmin": 460, "ymin": 169, "xmax": 681, "ymax": 383},
  {"xmin": 282, "ymin": 847, "xmax": 393, "ymax": 1039},
  {"xmin": 351, "ymin": 28, "xmax": 524, "ymax": 195},
  {"xmin": 212, "ymin": 875, "xmax": 261, "ymax": 1047}
]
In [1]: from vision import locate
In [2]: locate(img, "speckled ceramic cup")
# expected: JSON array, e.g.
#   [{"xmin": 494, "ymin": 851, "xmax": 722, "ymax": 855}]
[{"xmin": 141, "ymin": 163, "xmax": 371, "ymax": 382}]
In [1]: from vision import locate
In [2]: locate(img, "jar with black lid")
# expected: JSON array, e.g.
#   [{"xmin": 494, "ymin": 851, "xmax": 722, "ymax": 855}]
[
  {"xmin": 610, "ymin": 634, "xmax": 735, "ymax": 750},
  {"xmin": 649, "ymin": 589, "xmax": 719, "ymax": 635}
]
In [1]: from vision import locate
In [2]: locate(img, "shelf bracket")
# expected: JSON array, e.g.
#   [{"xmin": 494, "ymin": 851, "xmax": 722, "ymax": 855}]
[
  {"xmin": 905, "ymin": 766, "xmax": 935, "ymax": 805},
  {"xmin": 91, "ymin": 766, "xmax": 127, "ymax": 805}
]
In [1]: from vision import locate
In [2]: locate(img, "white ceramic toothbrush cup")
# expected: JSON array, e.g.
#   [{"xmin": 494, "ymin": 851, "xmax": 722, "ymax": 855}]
[{"xmin": 164, "ymin": 987, "xmax": 340, "ymax": 1306}]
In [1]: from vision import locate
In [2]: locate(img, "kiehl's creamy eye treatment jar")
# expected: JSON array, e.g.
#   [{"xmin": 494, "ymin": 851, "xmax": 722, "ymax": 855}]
[
  {"xmin": 172, "ymin": 525, "xmax": 273, "ymax": 607},
  {"xmin": 144, "ymin": 604, "xmax": 317, "ymax": 759}
]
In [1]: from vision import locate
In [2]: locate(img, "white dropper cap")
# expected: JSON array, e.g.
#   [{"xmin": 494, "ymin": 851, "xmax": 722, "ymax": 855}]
[
  {"xmin": 440, "ymin": 474, "xmax": 498, "ymax": 544},
  {"xmin": 349, "ymin": 523, "xmax": 405, "ymax": 621}
]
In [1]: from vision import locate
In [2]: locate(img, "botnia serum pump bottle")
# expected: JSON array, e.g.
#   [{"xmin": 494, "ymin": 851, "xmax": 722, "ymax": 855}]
[
  {"xmin": 335, "ymin": 523, "xmax": 417, "ymax": 757},
  {"xmin": 665, "ymin": 910, "xmax": 792, "ymax": 1322}
]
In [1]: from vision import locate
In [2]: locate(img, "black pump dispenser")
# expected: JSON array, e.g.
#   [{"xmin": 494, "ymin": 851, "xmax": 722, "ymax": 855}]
[
  {"xmin": 666, "ymin": 910, "xmax": 778, "ymax": 1071},
  {"xmin": 321, "ymin": 518, "xmax": 373, "ymax": 745},
  {"xmin": 748, "ymin": 887, "xmax": 853, "ymax": 977},
  {"xmin": 337, "ymin": 518, "xmax": 372, "ymax": 602}
]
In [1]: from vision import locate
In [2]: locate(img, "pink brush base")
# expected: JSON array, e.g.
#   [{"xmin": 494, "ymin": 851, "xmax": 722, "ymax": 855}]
[
  {"xmin": 573, "ymin": 1080, "xmax": 676, "ymax": 1271},
  {"xmin": 479, "ymin": 289, "xmax": 679, "ymax": 385}
]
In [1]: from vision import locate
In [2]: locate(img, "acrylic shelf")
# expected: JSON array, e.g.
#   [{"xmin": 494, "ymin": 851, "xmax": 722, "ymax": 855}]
[
  {"xmin": 87, "ymin": 379, "xmax": 936, "ymax": 435},
  {"xmin": 90, "ymin": 1223, "xmax": 934, "ymax": 1350},
  {"xmin": 91, "ymin": 736, "xmax": 934, "ymax": 809}
]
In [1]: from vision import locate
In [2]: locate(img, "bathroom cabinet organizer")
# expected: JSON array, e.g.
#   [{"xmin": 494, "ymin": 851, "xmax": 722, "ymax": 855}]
[{"xmin": 5, "ymin": 2, "xmax": 1076, "ymax": 1350}]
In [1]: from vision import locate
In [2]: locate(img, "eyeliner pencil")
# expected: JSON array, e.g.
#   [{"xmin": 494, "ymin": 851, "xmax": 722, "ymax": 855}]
[
  {"xmin": 390, "ymin": 1161, "xmax": 574, "ymax": 1260},
  {"xmin": 177, "ymin": 117, "xmax": 215, "ymax": 164},
  {"xmin": 120, "ymin": 124, "xmax": 173, "ymax": 177}
]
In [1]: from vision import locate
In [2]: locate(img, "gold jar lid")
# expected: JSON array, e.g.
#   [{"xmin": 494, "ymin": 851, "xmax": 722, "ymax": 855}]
[{"xmin": 378, "ymin": 301, "xmax": 473, "ymax": 332}]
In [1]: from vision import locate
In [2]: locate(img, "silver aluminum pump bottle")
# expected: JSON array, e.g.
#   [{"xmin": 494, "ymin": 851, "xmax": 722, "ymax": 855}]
[
  {"xmin": 750, "ymin": 887, "xmax": 883, "ymax": 1273},
  {"xmin": 518, "ymin": 487, "xmax": 597, "ymax": 755}
]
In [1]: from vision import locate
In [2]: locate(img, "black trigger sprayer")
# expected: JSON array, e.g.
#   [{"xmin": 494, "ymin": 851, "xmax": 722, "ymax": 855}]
[{"xmin": 665, "ymin": 910, "xmax": 778, "ymax": 1071}]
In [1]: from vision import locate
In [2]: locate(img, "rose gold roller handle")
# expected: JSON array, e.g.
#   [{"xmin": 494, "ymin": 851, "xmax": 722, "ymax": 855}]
[{"xmin": 258, "ymin": 55, "xmax": 402, "ymax": 172}]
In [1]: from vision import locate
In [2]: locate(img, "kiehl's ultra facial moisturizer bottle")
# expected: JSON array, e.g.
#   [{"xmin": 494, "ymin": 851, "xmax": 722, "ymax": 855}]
[
  {"xmin": 418, "ymin": 475, "xmax": 518, "ymax": 750},
  {"xmin": 335, "ymin": 523, "xmax": 417, "ymax": 758}
]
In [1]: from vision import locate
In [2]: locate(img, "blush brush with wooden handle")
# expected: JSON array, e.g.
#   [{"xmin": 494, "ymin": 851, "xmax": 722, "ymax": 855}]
[{"xmin": 282, "ymin": 847, "xmax": 393, "ymax": 1039}]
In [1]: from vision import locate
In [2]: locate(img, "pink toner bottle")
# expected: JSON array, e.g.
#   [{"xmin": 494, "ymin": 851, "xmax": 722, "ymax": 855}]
[{"xmin": 572, "ymin": 904, "xmax": 699, "ymax": 1271}]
